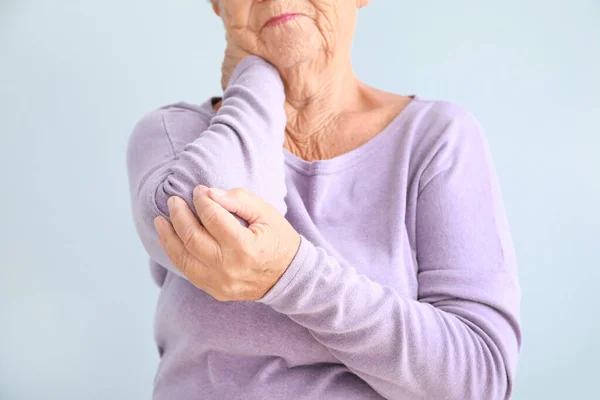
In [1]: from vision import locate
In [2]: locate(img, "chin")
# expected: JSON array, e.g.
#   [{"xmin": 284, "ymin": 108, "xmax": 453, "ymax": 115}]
[{"xmin": 259, "ymin": 22, "xmax": 323, "ymax": 69}]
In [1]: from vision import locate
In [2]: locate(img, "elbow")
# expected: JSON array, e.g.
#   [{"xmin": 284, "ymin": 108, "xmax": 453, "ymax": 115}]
[
  {"xmin": 464, "ymin": 327, "xmax": 518, "ymax": 400},
  {"xmin": 140, "ymin": 172, "xmax": 199, "ymax": 225},
  {"xmin": 134, "ymin": 178, "xmax": 170, "ymax": 227},
  {"xmin": 439, "ymin": 292, "xmax": 521, "ymax": 399},
  {"xmin": 130, "ymin": 174, "xmax": 176, "ymax": 245},
  {"xmin": 130, "ymin": 181, "xmax": 186, "ymax": 280},
  {"xmin": 428, "ymin": 316, "xmax": 519, "ymax": 400},
  {"xmin": 430, "ymin": 348, "xmax": 513, "ymax": 400}
]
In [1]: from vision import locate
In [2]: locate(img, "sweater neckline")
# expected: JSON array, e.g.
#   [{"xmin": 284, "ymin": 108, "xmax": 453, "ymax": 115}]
[{"xmin": 199, "ymin": 94, "xmax": 422, "ymax": 176}]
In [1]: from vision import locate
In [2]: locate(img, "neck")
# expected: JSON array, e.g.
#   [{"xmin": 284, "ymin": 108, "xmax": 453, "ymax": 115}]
[{"xmin": 278, "ymin": 55, "xmax": 363, "ymax": 159}]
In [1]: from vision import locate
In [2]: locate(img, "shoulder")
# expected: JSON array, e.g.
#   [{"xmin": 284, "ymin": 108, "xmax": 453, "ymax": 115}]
[
  {"xmin": 406, "ymin": 96, "xmax": 487, "ymax": 159},
  {"xmin": 401, "ymin": 97, "xmax": 493, "ymax": 188},
  {"xmin": 410, "ymin": 96, "xmax": 482, "ymax": 141}
]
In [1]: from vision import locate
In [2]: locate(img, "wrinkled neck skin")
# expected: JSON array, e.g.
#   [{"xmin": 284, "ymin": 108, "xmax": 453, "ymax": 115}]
[
  {"xmin": 278, "ymin": 48, "xmax": 367, "ymax": 161},
  {"xmin": 212, "ymin": 0, "xmax": 406, "ymax": 162}
]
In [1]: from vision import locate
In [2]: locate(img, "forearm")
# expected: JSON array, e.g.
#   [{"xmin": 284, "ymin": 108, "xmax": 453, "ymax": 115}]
[
  {"xmin": 258, "ymin": 237, "xmax": 520, "ymax": 400},
  {"xmin": 154, "ymin": 56, "xmax": 288, "ymax": 217}
]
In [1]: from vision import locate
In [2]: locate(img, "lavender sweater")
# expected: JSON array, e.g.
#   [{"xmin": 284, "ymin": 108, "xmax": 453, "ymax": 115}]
[{"xmin": 126, "ymin": 56, "xmax": 521, "ymax": 400}]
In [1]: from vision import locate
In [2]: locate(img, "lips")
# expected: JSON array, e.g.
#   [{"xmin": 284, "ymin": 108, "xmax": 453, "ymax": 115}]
[{"xmin": 264, "ymin": 13, "xmax": 302, "ymax": 28}]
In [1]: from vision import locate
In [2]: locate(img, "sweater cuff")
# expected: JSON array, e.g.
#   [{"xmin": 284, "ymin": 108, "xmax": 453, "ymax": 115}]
[
  {"xmin": 256, "ymin": 235, "xmax": 317, "ymax": 307},
  {"xmin": 226, "ymin": 55, "xmax": 283, "ymax": 94}
]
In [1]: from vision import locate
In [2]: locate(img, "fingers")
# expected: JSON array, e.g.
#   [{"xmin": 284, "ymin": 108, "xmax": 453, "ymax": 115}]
[
  {"xmin": 208, "ymin": 187, "xmax": 269, "ymax": 225},
  {"xmin": 154, "ymin": 216, "xmax": 196, "ymax": 279},
  {"xmin": 193, "ymin": 185, "xmax": 251, "ymax": 245},
  {"xmin": 167, "ymin": 196, "xmax": 220, "ymax": 262}
]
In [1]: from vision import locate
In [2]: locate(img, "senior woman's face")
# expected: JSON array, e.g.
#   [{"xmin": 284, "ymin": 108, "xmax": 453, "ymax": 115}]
[{"xmin": 214, "ymin": 0, "xmax": 370, "ymax": 68}]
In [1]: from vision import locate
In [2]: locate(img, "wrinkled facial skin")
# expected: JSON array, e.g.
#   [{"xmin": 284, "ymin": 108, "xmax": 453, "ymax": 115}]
[{"xmin": 216, "ymin": 0, "xmax": 367, "ymax": 69}]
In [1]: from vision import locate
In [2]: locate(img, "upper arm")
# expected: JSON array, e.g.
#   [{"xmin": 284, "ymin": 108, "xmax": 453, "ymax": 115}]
[
  {"xmin": 127, "ymin": 108, "xmax": 174, "ymax": 199},
  {"xmin": 415, "ymin": 108, "xmax": 521, "ymax": 392},
  {"xmin": 416, "ymin": 110, "xmax": 515, "ymax": 274}
]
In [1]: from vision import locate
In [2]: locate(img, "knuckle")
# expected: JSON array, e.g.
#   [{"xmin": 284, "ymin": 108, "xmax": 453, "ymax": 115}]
[
  {"xmin": 263, "ymin": 201, "xmax": 276, "ymax": 215},
  {"xmin": 182, "ymin": 225, "xmax": 199, "ymax": 248},
  {"xmin": 169, "ymin": 204, "xmax": 180, "ymax": 218},
  {"xmin": 200, "ymin": 207, "xmax": 219, "ymax": 225},
  {"xmin": 178, "ymin": 249, "xmax": 192, "ymax": 276},
  {"xmin": 213, "ymin": 246, "xmax": 224, "ymax": 265},
  {"xmin": 231, "ymin": 187, "xmax": 249, "ymax": 200},
  {"xmin": 231, "ymin": 187, "xmax": 245, "ymax": 196}
]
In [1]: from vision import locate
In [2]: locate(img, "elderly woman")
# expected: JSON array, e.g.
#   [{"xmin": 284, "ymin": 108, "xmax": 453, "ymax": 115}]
[{"xmin": 126, "ymin": 0, "xmax": 521, "ymax": 399}]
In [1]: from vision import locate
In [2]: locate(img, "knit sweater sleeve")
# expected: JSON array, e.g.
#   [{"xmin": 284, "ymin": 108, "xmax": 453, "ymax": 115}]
[{"xmin": 126, "ymin": 56, "xmax": 288, "ymax": 279}]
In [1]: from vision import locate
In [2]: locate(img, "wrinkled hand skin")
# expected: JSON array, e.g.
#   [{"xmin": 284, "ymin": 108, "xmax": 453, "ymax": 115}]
[
  {"xmin": 154, "ymin": 185, "xmax": 302, "ymax": 302},
  {"xmin": 220, "ymin": 33, "xmax": 251, "ymax": 91}
]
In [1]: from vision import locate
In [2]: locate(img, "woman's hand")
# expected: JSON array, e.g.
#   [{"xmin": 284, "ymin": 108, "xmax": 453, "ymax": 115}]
[
  {"xmin": 153, "ymin": 185, "xmax": 301, "ymax": 302},
  {"xmin": 215, "ymin": 1, "xmax": 257, "ymax": 91},
  {"xmin": 221, "ymin": 33, "xmax": 251, "ymax": 91}
]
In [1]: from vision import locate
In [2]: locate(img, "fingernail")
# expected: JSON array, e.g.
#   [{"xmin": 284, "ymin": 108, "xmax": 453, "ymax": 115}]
[
  {"xmin": 168, "ymin": 197, "xmax": 175, "ymax": 210},
  {"xmin": 210, "ymin": 188, "xmax": 227, "ymax": 197}
]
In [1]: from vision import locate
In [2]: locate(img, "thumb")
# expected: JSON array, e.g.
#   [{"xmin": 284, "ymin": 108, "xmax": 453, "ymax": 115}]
[{"xmin": 208, "ymin": 187, "xmax": 269, "ymax": 225}]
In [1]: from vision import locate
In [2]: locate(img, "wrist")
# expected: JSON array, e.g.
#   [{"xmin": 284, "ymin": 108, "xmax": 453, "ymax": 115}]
[{"xmin": 226, "ymin": 56, "xmax": 284, "ymax": 93}]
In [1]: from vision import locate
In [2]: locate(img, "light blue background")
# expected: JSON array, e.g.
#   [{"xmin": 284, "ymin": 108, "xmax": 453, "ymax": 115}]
[{"xmin": 1, "ymin": 1, "xmax": 598, "ymax": 399}]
